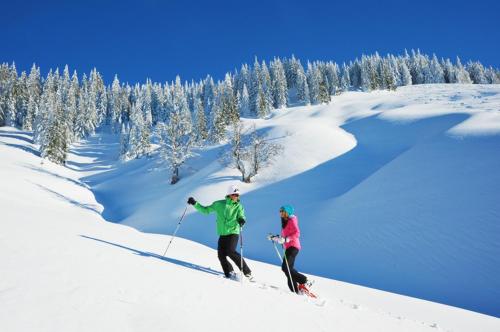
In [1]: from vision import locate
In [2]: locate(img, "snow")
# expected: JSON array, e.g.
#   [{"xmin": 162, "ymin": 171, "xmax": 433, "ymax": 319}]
[{"xmin": 1, "ymin": 84, "xmax": 500, "ymax": 331}]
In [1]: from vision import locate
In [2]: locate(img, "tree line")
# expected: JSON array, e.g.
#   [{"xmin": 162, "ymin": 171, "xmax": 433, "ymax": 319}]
[{"xmin": 1, "ymin": 50, "xmax": 499, "ymax": 182}]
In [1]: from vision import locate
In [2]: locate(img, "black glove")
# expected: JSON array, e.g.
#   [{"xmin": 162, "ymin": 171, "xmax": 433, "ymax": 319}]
[
  {"xmin": 187, "ymin": 197, "xmax": 196, "ymax": 205},
  {"xmin": 238, "ymin": 217, "xmax": 246, "ymax": 227}
]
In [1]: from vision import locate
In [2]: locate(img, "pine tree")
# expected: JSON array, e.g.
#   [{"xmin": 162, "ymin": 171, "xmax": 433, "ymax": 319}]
[
  {"xmin": 296, "ymin": 66, "xmax": 310, "ymax": 104},
  {"xmin": 455, "ymin": 57, "xmax": 472, "ymax": 84},
  {"xmin": 325, "ymin": 62, "xmax": 340, "ymax": 95},
  {"xmin": 66, "ymin": 71, "xmax": 79, "ymax": 142},
  {"xmin": 249, "ymin": 58, "xmax": 261, "ymax": 117},
  {"xmin": 24, "ymin": 64, "xmax": 42, "ymax": 130},
  {"xmin": 398, "ymin": 60, "xmax": 412, "ymax": 86},
  {"xmin": 221, "ymin": 73, "xmax": 238, "ymax": 124},
  {"xmin": 155, "ymin": 86, "xmax": 195, "ymax": 184},
  {"xmin": 427, "ymin": 55, "xmax": 444, "ymax": 83},
  {"xmin": 210, "ymin": 87, "xmax": 226, "ymax": 142},
  {"xmin": 15, "ymin": 71, "xmax": 29, "ymax": 128},
  {"xmin": 340, "ymin": 63, "xmax": 351, "ymax": 92},
  {"xmin": 194, "ymin": 93, "xmax": 208, "ymax": 142},
  {"xmin": 467, "ymin": 61, "xmax": 487, "ymax": 84},
  {"xmin": 4, "ymin": 63, "xmax": 18, "ymax": 126},
  {"xmin": 34, "ymin": 70, "xmax": 55, "ymax": 145},
  {"xmin": 484, "ymin": 66, "xmax": 500, "ymax": 84},
  {"xmin": 442, "ymin": 58, "xmax": 456, "ymax": 83},
  {"xmin": 125, "ymin": 94, "xmax": 149, "ymax": 160},
  {"xmin": 270, "ymin": 58, "xmax": 288, "ymax": 109},
  {"xmin": 238, "ymin": 84, "xmax": 250, "ymax": 117},
  {"xmin": 307, "ymin": 62, "xmax": 321, "ymax": 104},
  {"xmin": 255, "ymin": 85, "xmax": 271, "ymax": 118},
  {"xmin": 74, "ymin": 74, "xmax": 89, "ymax": 139},
  {"xmin": 42, "ymin": 88, "xmax": 70, "ymax": 165},
  {"xmin": 260, "ymin": 61, "xmax": 274, "ymax": 114},
  {"xmin": 318, "ymin": 75, "xmax": 330, "ymax": 103}
]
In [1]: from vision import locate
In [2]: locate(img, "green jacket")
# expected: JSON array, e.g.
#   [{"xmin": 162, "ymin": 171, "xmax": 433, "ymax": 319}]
[{"xmin": 194, "ymin": 197, "xmax": 246, "ymax": 236}]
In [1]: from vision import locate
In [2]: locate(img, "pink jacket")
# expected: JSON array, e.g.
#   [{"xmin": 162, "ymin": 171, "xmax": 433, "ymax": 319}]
[{"xmin": 281, "ymin": 215, "xmax": 301, "ymax": 250}]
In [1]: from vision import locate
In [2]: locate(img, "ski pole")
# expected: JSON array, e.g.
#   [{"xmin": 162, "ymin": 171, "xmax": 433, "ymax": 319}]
[
  {"xmin": 162, "ymin": 205, "xmax": 188, "ymax": 257},
  {"xmin": 271, "ymin": 239, "xmax": 283, "ymax": 261},
  {"xmin": 239, "ymin": 225, "xmax": 244, "ymax": 284},
  {"xmin": 269, "ymin": 235, "xmax": 296, "ymax": 294}
]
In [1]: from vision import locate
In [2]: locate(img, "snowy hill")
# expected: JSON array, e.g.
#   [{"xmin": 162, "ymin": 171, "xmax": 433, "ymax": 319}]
[
  {"xmin": 1, "ymin": 84, "xmax": 500, "ymax": 331},
  {"xmin": 69, "ymin": 84, "xmax": 500, "ymax": 317}
]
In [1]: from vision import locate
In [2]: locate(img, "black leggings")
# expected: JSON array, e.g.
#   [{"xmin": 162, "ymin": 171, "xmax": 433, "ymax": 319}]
[
  {"xmin": 217, "ymin": 234, "xmax": 251, "ymax": 277},
  {"xmin": 282, "ymin": 247, "xmax": 307, "ymax": 293}
]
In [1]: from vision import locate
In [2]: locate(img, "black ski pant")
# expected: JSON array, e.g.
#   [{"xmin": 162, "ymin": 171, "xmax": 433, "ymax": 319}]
[
  {"xmin": 217, "ymin": 234, "xmax": 251, "ymax": 278},
  {"xmin": 282, "ymin": 246, "xmax": 307, "ymax": 293}
]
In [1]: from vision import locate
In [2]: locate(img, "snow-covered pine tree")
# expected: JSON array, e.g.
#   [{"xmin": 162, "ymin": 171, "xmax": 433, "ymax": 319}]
[
  {"xmin": 484, "ymin": 66, "xmax": 500, "ymax": 84},
  {"xmin": 409, "ymin": 49, "xmax": 426, "ymax": 85},
  {"xmin": 442, "ymin": 58, "xmax": 456, "ymax": 83},
  {"xmin": 124, "ymin": 90, "xmax": 149, "ymax": 160},
  {"xmin": 41, "ymin": 86, "xmax": 70, "ymax": 165},
  {"xmin": 380, "ymin": 58, "xmax": 397, "ymax": 90},
  {"xmin": 210, "ymin": 86, "xmax": 226, "ymax": 142},
  {"xmin": 388, "ymin": 55, "xmax": 402, "ymax": 87},
  {"xmin": 318, "ymin": 74, "xmax": 330, "ymax": 103},
  {"xmin": 221, "ymin": 73, "xmax": 239, "ymax": 124},
  {"xmin": 307, "ymin": 62, "xmax": 321, "ymax": 103},
  {"xmin": 296, "ymin": 65, "xmax": 310, "ymax": 104},
  {"xmin": 324, "ymin": 62, "xmax": 340, "ymax": 95},
  {"xmin": 255, "ymin": 84, "xmax": 271, "ymax": 118},
  {"xmin": 202, "ymin": 75, "xmax": 215, "ymax": 115},
  {"xmin": 4, "ymin": 63, "xmax": 18, "ymax": 127},
  {"xmin": 249, "ymin": 58, "xmax": 261, "ymax": 117},
  {"xmin": 467, "ymin": 61, "xmax": 488, "ymax": 84},
  {"xmin": 110, "ymin": 75, "xmax": 123, "ymax": 132},
  {"xmin": 260, "ymin": 61, "xmax": 274, "ymax": 114},
  {"xmin": 15, "ymin": 71, "xmax": 29, "ymax": 128},
  {"xmin": 89, "ymin": 68, "xmax": 107, "ymax": 129},
  {"xmin": 119, "ymin": 122, "xmax": 130, "ymax": 158},
  {"xmin": 359, "ymin": 56, "xmax": 372, "ymax": 91},
  {"xmin": 455, "ymin": 57, "xmax": 472, "ymax": 84},
  {"xmin": 33, "ymin": 70, "xmax": 55, "ymax": 145},
  {"xmin": 349, "ymin": 60, "xmax": 362, "ymax": 89},
  {"xmin": 66, "ymin": 71, "xmax": 79, "ymax": 142},
  {"xmin": 398, "ymin": 58, "xmax": 412, "ymax": 86},
  {"xmin": 426, "ymin": 54, "xmax": 444, "ymax": 84},
  {"xmin": 24, "ymin": 64, "xmax": 42, "ymax": 130},
  {"xmin": 235, "ymin": 63, "xmax": 251, "ymax": 97},
  {"xmin": 339, "ymin": 63, "xmax": 351, "ymax": 92},
  {"xmin": 74, "ymin": 74, "xmax": 90, "ymax": 140},
  {"xmin": 270, "ymin": 57, "xmax": 288, "ymax": 109},
  {"xmin": 155, "ymin": 82, "xmax": 195, "ymax": 184},
  {"xmin": 194, "ymin": 92, "xmax": 208, "ymax": 142},
  {"xmin": 0, "ymin": 63, "xmax": 11, "ymax": 126},
  {"xmin": 238, "ymin": 84, "xmax": 250, "ymax": 117}
]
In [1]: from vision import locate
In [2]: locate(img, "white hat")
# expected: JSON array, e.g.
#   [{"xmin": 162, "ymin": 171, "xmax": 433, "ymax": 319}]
[{"xmin": 227, "ymin": 184, "xmax": 240, "ymax": 196}]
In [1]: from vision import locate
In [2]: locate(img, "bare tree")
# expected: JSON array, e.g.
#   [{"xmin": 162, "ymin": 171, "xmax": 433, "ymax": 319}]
[{"xmin": 224, "ymin": 121, "xmax": 283, "ymax": 183}]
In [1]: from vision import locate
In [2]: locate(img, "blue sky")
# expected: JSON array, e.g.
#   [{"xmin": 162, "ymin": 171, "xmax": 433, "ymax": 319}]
[{"xmin": 2, "ymin": 0, "xmax": 499, "ymax": 84}]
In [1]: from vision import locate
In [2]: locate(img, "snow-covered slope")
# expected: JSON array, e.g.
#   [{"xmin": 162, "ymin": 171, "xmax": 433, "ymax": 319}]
[
  {"xmin": 63, "ymin": 84, "xmax": 500, "ymax": 318},
  {"xmin": 1, "ymin": 84, "xmax": 500, "ymax": 331}
]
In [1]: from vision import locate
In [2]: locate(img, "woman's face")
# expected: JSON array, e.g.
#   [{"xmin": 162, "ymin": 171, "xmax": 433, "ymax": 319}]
[{"xmin": 280, "ymin": 209, "xmax": 288, "ymax": 218}]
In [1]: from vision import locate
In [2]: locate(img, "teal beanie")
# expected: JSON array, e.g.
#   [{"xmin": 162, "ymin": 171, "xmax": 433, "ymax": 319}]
[{"xmin": 280, "ymin": 204, "xmax": 294, "ymax": 216}]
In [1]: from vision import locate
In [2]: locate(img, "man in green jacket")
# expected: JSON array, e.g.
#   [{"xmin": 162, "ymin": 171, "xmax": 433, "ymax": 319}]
[{"xmin": 187, "ymin": 184, "xmax": 253, "ymax": 280}]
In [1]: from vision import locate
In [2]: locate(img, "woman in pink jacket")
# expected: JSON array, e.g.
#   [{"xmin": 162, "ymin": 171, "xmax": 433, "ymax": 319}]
[{"xmin": 270, "ymin": 204, "xmax": 311, "ymax": 293}]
